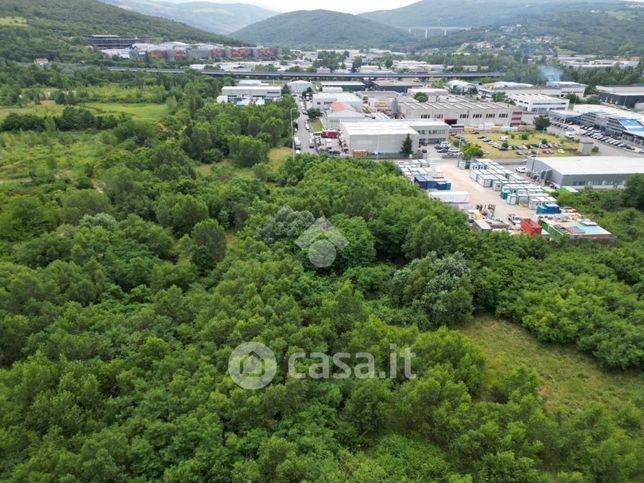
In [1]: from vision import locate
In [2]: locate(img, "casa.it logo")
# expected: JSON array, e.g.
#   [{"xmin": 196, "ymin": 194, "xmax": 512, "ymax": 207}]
[
  {"xmin": 227, "ymin": 342, "xmax": 277, "ymax": 390},
  {"xmin": 295, "ymin": 217, "xmax": 349, "ymax": 268}
]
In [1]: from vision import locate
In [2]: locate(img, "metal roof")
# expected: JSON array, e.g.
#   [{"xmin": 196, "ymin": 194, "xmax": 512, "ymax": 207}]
[{"xmin": 536, "ymin": 156, "xmax": 644, "ymax": 175}]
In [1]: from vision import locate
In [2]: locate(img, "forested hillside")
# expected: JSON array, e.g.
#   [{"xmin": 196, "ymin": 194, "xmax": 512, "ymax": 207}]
[
  {"xmin": 0, "ymin": 0, "xmax": 239, "ymax": 62},
  {"xmin": 0, "ymin": 64, "xmax": 642, "ymax": 481},
  {"xmin": 232, "ymin": 10, "xmax": 415, "ymax": 49},
  {"xmin": 99, "ymin": 0, "xmax": 277, "ymax": 35},
  {"xmin": 362, "ymin": 0, "xmax": 622, "ymax": 28}
]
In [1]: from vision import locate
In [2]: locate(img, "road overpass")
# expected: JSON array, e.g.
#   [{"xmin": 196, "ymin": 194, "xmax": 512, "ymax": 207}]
[{"xmin": 107, "ymin": 67, "xmax": 504, "ymax": 81}]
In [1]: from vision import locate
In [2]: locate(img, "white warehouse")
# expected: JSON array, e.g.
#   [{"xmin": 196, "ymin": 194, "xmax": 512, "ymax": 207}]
[
  {"xmin": 341, "ymin": 119, "xmax": 449, "ymax": 154},
  {"xmin": 506, "ymin": 93, "xmax": 570, "ymax": 113}
]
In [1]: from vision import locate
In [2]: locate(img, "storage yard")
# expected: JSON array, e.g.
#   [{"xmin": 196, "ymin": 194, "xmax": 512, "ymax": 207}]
[{"xmin": 396, "ymin": 157, "xmax": 615, "ymax": 241}]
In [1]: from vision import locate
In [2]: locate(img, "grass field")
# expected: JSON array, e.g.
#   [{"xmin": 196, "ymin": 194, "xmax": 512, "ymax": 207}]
[
  {"xmin": 459, "ymin": 317, "xmax": 644, "ymax": 416},
  {"xmin": 459, "ymin": 131, "xmax": 579, "ymax": 158},
  {"xmin": 84, "ymin": 103, "xmax": 168, "ymax": 123},
  {"xmin": 310, "ymin": 118, "xmax": 324, "ymax": 132},
  {"xmin": 0, "ymin": 101, "xmax": 65, "ymax": 120},
  {"xmin": 0, "ymin": 101, "xmax": 167, "ymax": 123},
  {"xmin": 0, "ymin": 132, "xmax": 102, "ymax": 182},
  {"xmin": 0, "ymin": 16, "xmax": 27, "ymax": 27}
]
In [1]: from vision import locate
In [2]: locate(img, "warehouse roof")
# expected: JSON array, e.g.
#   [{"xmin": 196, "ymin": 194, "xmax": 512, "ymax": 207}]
[
  {"xmin": 535, "ymin": 156, "xmax": 644, "ymax": 175},
  {"xmin": 398, "ymin": 96, "xmax": 514, "ymax": 111},
  {"xmin": 597, "ymin": 85, "xmax": 644, "ymax": 96},
  {"xmin": 341, "ymin": 121, "xmax": 418, "ymax": 136}
]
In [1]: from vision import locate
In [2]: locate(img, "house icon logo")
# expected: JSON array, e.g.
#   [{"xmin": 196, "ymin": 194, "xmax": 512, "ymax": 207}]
[{"xmin": 228, "ymin": 342, "xmax": 277, "ymax": 390}]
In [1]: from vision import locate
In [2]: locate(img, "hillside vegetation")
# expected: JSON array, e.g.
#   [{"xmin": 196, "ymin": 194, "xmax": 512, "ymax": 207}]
[
  {"xmin": 362, "ymin": 0, "xmax": 622, "ymax": 27},
  {"xmin": 99, "ymin": 0, "xmax": 276, "ymax": 35},
  {"xmin": 232, "ymin": 9, "xmax": 415, "ymax": 49},
  {"xmin": 0, "ymin": 0, "xmax": 239, "ymax": 62},
  {"xmin": 0, "ymin": 63, "xmax": 643, "ymax": 481}
]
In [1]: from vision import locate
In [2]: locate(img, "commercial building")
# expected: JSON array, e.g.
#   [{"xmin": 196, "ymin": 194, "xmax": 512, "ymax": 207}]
[
  {"xmin": 396, "ymin": 96, "xmax": 522, "ymax": 128},
  {"xmin": 573, "ymin": 104, "xmax": 644, "ymax": 138},
  {"xmin": 340, "ymin": 119, "xmax": 449, "ymax": 154},
  {"xmin": 526, "ymin": 156, "xmax": 644, "ymax": 188},
  {"xmin": 506, "ymin": 94, "xmax": 569, "ymax": 113},
  {"xmin": 597, "ymin": 85, "xmax": 644, "ymax": 109},
  {"xmin": 312, "ymin": 92, "xmax": 363, "ymax": 111},
  {"xmin": 219, "ymin": 84, "xmax": 282, "ymax": 104}
]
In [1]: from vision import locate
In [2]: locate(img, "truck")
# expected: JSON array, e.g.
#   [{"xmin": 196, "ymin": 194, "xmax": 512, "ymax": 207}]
[
  {"xmin": 507, "ymin": 214, "xmax": 521, "ymax": 226},
  {"xmin": 293, "ymin": 136, "xmax": 301, "ymax": 149},
  {"xmin": 321, "ymin": 130, "xmax": 339, "ymax": 139}
]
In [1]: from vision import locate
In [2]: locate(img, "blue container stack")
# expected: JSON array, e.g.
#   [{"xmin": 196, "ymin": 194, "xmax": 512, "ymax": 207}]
[{"xmin": 435, "ymin": 180, "xmax": 451, "ymax": 191}]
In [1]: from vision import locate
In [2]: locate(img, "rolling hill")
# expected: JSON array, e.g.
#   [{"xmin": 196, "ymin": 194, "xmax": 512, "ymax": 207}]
[
  {"xmin": 232, "ymin": 10, "xmax": 415, "ymax": 49},
  {"xmin": 99, "ymin": 0, "xmax": 276, "ymax": 34},
  {"xmin": 361, "ymin": 0, "xmax": 623, "ymax": 27},
  {"xmin": 0, "ymin": 0, "xmax": 241, "ymax": 62}
]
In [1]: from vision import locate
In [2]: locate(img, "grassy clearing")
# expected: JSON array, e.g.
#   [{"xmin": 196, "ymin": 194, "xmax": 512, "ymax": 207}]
[
  {"xmin": 459, "ymin": 317, "xmax": 644, "ymax": 416},
  {"xmin": 459, "ymin": 131, "xmax": 579, "ymax": 158},
  {"xmin": 0, "ymin": 101, "xmax": 167, "ymax": 123},
  {"xmin": 0, "ymin": 16, "xmax": 27, "ymax": 27},
  {"xmin": 0, "ymin": 132, "xmax": 102, "ymax": 182},
  {"xmin": 268, "ymin": 147, "xmax": 291, "ymax": 174},
  {"xmin": 310, "ymin": 118, "xmax": 324, "ymax": 132},
  {"xmin": 0, "ymin": 101, "xmax": 65, "ymax": 120},
  {"xmin": 84, "ymin": 103, "xmax": 168, "ymax": 123}
]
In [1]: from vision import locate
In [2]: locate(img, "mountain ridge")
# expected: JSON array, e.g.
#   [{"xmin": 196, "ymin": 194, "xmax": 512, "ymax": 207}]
[
  {"xmin": 99, "ymin": 0, "xmax": 277, "ymax": 34},
  {"xmin": 232, "ymin": 9, "xmax": 415, "ymax": 49}
]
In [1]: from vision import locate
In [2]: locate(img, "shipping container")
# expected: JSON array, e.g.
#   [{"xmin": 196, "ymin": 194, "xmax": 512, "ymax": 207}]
[{"xmin": 520, "ymin": 218, "xmax": 542, "ymax": 235}]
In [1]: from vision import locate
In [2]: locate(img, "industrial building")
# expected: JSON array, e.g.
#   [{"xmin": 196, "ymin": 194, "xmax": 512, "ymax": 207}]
[
  {"xmin": 219, "ymin": 84, "xmax": 282, "ymax": 104},
  {"xmin": 597, "ymin": 85, "xmax": 644, "ymax": 108},
  {"xmin": 340, "ymin": 119, "xmax": 449, "ymax": 154},
  {"xmin": 372, "ymin": 80, "xmax": 424, "ymax": 93},
  {"xmin": 360, "ymin": 91, "xmax": 401, "ymax": 115},
  {"xmin": 479, "ymin": 81, "xmax": 586, "ymax": 99},
  {"xmin": 323, "ymin": 103, "xmax": 369, "ymax": 130},
  {"xmin": 85, "ymin": 34, "xmax": 138, "ymax": 49},
  {"xmin": 506, "ymin": 94, "xmax": 569, "ymax": 113},
  {"xmin": 396, "ymin": 96, "xmax": 522, "ymax": 127},
  {"xmin": 319, "ymin": 81, "xmax": 365, "ymax": 92},
  {"xmin": 287, "ymin": 80, "xmax": 313, "ymax": 94},
  {"xmin": 526, "ymin": 156, "xmax": 644, "ymax": 188},
  {"xmin": 312, "ymin": 92, "xmax": 363, "ymax": 111}
]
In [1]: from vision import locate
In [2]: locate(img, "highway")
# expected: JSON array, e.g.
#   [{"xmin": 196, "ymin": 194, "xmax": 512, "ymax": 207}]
[{"xmin": 106, "ymin": 66, "xmax": 504, "ymax": 80}]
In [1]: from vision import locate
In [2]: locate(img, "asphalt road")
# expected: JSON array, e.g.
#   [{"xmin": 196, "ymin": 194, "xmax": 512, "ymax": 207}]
[{"xmin": 294, "ymin": 99, "xmax": 315, "ymax": 154}]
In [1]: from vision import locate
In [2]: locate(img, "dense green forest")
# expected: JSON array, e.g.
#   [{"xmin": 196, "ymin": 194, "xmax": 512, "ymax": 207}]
[
  {"xmin": 0, "ymin": 64, "xmax": 642, "ymax": 481},
  {"xmin": 0, "ymin": 0, "xmax": 239, "ymax": 62}
]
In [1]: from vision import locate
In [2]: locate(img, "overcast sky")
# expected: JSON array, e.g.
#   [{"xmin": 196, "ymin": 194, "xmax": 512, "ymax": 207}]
[{"xmin": 165, "ymin": 0, "xmax": 418, "ymax": 14}]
